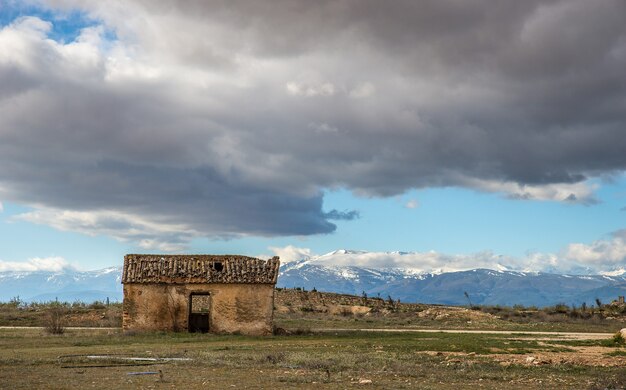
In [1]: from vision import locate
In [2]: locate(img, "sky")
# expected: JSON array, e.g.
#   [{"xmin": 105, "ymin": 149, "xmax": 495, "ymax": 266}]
[{"xmin": 0, "ymin": 0, "xmax": 626, "ymax": 274}]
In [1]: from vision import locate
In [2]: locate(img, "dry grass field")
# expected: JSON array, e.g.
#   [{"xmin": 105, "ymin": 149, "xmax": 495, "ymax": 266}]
[
  {"xmin": 1, "ymin": 328, "xmax": 625, "ymax": 389},
  {"xmin": 1, "ymin": 291, "xmax": 626, "ymax": 389}
]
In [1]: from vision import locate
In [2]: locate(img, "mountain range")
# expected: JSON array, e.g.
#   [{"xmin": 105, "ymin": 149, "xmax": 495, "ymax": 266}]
[
  {"xmin": 1, "ymin": 250, "xmax": 625, "ymax": 307},
  {"xmin": 0, "ymin": 267, "xmax": 123, "ymax": 303}
]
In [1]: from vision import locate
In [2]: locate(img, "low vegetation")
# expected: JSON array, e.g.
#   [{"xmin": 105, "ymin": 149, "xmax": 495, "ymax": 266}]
[
  {"xmin": 274, "ymin": 289, "xmax": 626, "ymax": 333},
  {"xmin": 0, "ymin": 297, "xmax": 122, "ymax": 328},
  {"xmin": 0, "ymin": 328, "xmax": 625, "ymax": 389},
  {"xmin": 2, "ymin": 290, "xmax": 626, "ymax": 332},
  {"xmin": 1, "ymin": 292, "xmax": 625, "ymax": 388}
]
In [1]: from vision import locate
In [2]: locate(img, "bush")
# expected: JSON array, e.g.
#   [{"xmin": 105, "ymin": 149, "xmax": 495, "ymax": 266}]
[
  {"xmin": 8, "ymin": 296, "xmax": 22, "ymax": 309},
  {"xmin": 44, "ymin": 305, "xmax": 66, "ymax": 334},
  {"xmin": 88, "ymin": 301, "xmax": 106, "ymax": 310},
  {"xmin": 549, "ymin": 303, "xmax": 569, "ymax": 314},
  {"xmin": 291, "ymin": 327, "xmax": 313, "ymax": 335},
  {"xmin": 612, "ymin": 332, "xmax": 625, "ymax": 346},
  {"xmin": 265, "ymin": 352, "xmax": 286, "ymax": 364}
]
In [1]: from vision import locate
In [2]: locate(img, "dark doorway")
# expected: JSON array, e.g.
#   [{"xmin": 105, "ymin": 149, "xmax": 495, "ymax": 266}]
[{"xmin": 188, "ymin": 293, "xmax": 211, "ymax": 333}]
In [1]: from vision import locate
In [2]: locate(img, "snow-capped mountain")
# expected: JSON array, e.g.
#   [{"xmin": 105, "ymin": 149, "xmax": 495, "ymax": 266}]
[
  {"xmin": 1, "ymin": 250, "xmax": 625, "ymax": 307},
  {"xmin": 277, "ymin": 250, "xmax": 626, "ymax": 307},
  {"xmin": 279, "ymin": 264, "xmax": 626, "ymax": 307},
  {"xmin": 601, "ymin": 268, "xmax": 626, "ymax": 277},
  {"xmin": 0, "ymin": 267, "xmax": 123, "ymax": 302},
  {"xmin": 281, "ymin": 249, "xmax": 513, "ymax": 274}
]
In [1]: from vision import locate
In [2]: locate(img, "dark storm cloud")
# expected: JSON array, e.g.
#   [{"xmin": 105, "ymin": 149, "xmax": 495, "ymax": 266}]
[
  {"xmin": 324, "ymin": 210, "xmax": 360, "ymax": 221},
  {"xmin": 1, "ymin": 0, "xmax": 625, "ymax": 247}
]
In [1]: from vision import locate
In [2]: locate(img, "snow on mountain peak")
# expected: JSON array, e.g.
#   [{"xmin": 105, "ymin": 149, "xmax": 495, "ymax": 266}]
[
  {"xmin": 600, "ymin": 268, "xmax": 626, "ymax": 277},
  {"xmin": 495, "ymin": 263, "xmax": 510, "ymax": 272},
  {"xmin": 320, "ymin": 249, "xmax": 367, "ymax": 257}
]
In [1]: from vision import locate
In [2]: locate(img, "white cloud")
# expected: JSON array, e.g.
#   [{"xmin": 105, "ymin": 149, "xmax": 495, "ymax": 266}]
[
  {"xmin": 269, "ymin": 245, "xmax": 313, "ymax": 263},
  {"xmin": 137, "ymin": 239, "xmax": 186, "ymax": 252},
  {"xmin": 0, "ymin": 201, "xmax": 4, "ymax": 212},
  {"xmin": 0, "ymin": 17, "xmax": 51, "ymax": 71},
  {"xmin": 275, "ymin": 233, "xmax": 626, "ymax": 274},
  {"xmin": 12, "ymin": 207, "xmax": 198, "ymax": 251},
  {"xmin": 0, "ymin": 256, "xmax": 72, "ymax": 272},
  {"xmin": 308, "ymin": 122, "xmax": 338, "ymax": 134},
  {"xmin": 463, "ymin": 178, "xmax": 598, "ymax": 204},
  {"xmin": 0, "ymin": 1, "xmax": 625, "ymax": 248},
  {"xmin": 520, "ymin": 251, "xmax": 564, "ymax": 273},
  {"xmin": 349, "ymin": 82, "xmax": 375, "ymax": 98},
  {"xmin": 292, "ymin": 249, "xmax": 511, "ymax": 273},
  {"xmin": 562, "ymin": 230, "xmax": 626, "ymax": 265},
  {"xmin": 404, "ymin": 199, "xmax": 419, "ymax": 209},
  {"xmin": 285, "ymin": 82, "xmax": 336, "ymax": 97}
]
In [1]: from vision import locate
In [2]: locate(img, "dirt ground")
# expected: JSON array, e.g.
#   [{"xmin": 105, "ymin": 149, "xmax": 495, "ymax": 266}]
[
  {"xmin": 424, "ymin": 346, "xmax": 625, "ymax": 368},
  {"xmin": 1, "ymin": 327, "xmax": 625, "ymax": 389}
]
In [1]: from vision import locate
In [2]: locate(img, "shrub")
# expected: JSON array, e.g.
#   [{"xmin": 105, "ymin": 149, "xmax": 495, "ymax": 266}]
[
  {"xmin": 291, "ymin": 327, "xmax": 313, "ymax": 335},
  {"xmin": 88, "ymin": 301, "xmax": 106, "ymax": 310},
  {"xmin": 44, "ymin": 304, "xmax": 66, "ymax": 334},
  {"xmin": 8, "ymin": 296, "xmax": 22, "ymax": 309},
  {"xmin": 550, "ymin": 303, "xmax": 569, "ymax": 314},
  {"xmin": 273, "ymin": 326, "xmax": 288, "ymax": 336},
  {"xmin": 265, "ymin": 352, "xmax": 286, "ymax": 364},
  {"xmin": 568, "ymin": 307, "xmax": 581, "ymax": 319},
  {"xmin": 612, "ymin": 332, "xmax": 625, "ymax": 346}
]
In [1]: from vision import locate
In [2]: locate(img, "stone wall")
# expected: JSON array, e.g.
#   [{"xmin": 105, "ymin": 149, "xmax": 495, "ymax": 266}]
[{"xmin": 123, "ymin": 283, "xmax": 275, "ymax": 335}]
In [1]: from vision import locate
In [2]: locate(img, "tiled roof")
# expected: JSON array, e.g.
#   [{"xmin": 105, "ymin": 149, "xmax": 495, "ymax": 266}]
[{"xmin": 122, "ymin": 254, "xmax": 280, "ymax": 284}]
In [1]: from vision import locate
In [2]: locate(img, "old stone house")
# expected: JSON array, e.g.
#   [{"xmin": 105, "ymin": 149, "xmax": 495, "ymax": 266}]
[{"xmin": 122, "ymin": 254, "xmax": 280, "ymax": 335}]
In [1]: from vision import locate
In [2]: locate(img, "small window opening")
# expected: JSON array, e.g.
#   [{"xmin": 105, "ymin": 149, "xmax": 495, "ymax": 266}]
[{"xmin": 213, "ymin": 262, "xmax": 223, "ymax": 272}]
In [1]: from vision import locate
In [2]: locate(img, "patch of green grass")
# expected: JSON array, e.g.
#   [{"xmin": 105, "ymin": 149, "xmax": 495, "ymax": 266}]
[{"xmin": 548, "ymin": 339, "xmax": 607, "ymax": 347}]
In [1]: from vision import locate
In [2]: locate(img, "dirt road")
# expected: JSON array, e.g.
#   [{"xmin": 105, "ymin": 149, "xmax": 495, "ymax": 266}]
[
  {"xmin": 0, "ymin": 326, "xmax": 615, "ymax": 340},
  {"xmin": 316, "ymin": 328, "xmax": 614, "ymax": 339}
]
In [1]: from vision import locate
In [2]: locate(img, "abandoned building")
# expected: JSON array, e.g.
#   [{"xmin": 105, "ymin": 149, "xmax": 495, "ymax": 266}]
[{"xmin": 122, "ymin": 254, "xmax": 280, "ymax": 335}]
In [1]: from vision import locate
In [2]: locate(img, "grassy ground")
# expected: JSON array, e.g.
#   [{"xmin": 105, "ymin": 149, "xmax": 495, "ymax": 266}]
[
  {"xmin": 1, "ymin": 295, "xmax": 626, "ymax": 389},
  {"xmin": 1, "ymin": 328, "xmax": 625, "ymax": 389}
]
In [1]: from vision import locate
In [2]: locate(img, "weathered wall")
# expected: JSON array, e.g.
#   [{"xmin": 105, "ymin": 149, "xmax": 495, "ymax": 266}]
[{"xmin": 123, "ymin": 283, "xmax": 275, "ymax": 335}]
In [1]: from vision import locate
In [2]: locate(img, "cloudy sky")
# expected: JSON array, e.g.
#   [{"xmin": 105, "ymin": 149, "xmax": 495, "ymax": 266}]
[{"xmin": 1, "ymin": 0, "xmax": 626, "ymax": 273}]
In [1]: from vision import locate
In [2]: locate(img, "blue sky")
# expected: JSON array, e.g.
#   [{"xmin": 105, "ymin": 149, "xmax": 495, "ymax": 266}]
[
  {"xmin": 1, "ymin": 1, "xmax": 626, "ymax": 273},
  {"xmin": 2, "ymin": 178, "xmax": 626, "ymax": 270},
  {"xmin": 0, "ymin": 2, "xmax": 97, "ymax": 42}
]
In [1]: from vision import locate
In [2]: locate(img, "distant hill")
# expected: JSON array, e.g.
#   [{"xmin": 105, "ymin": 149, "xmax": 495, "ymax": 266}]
[
  {"xmin": 1, "ymin": 252, "xmax": 625, "ymax": 307},
  {"xmin": 0, "ymin": 267, "xmax": 123, "ymax": 303},
  {"xmin": 278, "ymin": 252, "xmax": 626, "ymax": 307}
]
